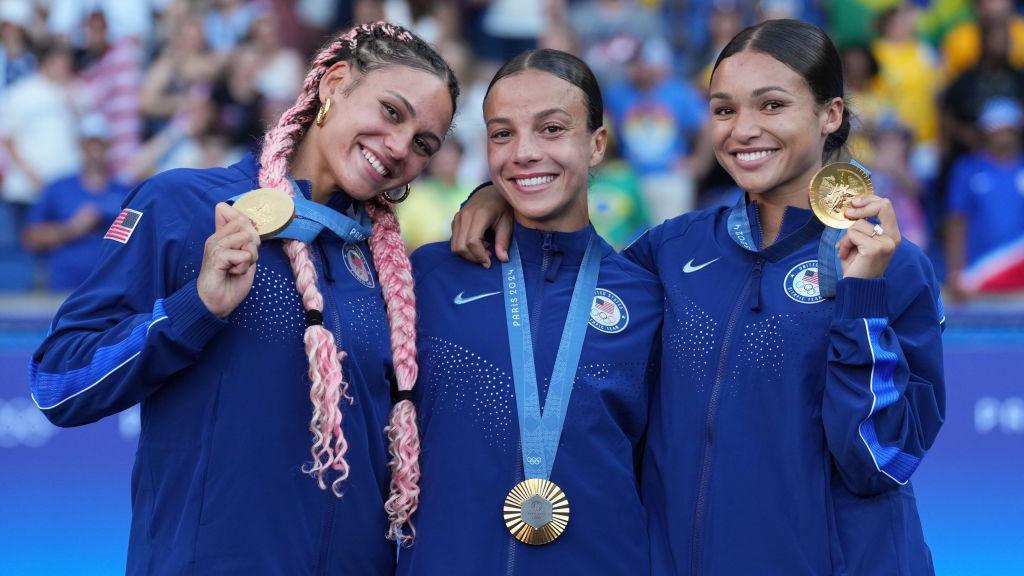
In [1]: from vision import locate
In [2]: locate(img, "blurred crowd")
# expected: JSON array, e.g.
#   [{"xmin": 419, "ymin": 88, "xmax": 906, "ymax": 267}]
[{"xmin": 1, "ymin": 0, "xmax": 1023, "ymax": 301}]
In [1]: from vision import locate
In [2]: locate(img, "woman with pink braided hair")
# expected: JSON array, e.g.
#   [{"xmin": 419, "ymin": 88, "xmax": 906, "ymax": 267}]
[{"xmin": 30, "ymin": 22, "xmax": 457, "ymax": 574}]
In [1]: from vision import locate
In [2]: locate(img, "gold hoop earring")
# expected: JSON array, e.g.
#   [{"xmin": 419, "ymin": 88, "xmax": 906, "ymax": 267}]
[
  {"xmin": 383, "ymin": 184, "xmax": 411, "ymax": 203},
  {"xmin": 315, "ymin": 98, "xmax": 332, "ymax": 127}
]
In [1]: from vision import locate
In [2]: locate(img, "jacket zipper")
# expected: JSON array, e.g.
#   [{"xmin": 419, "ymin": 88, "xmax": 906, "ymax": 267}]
[{"xmin": 690, "ymin": 264, "xmax": 756, "ymax": 576}]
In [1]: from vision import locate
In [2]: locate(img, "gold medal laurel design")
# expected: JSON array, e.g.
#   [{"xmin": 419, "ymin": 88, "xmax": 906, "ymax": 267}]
[
  {"xmin": 503, "ymin": 478, "xmax": 571, "ymax": 545},
  {"xmin": 809, "ymin": 162, "xmax": 874, "ymax": 229},
  {"xmin": 233, "ymin": 188, "xmax": 296, "ymax": 240}
]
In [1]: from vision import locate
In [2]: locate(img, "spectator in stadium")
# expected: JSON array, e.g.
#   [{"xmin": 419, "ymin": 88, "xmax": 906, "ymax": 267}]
[
  {"xmin": 946, "ymin": 97, "xmax": 1024, "ymax": 297},
  {"xmin": 0, "ymin": 41, "xmax": 79, "ymax": 227},
  {"xmin": 870, "ymin": 115, "xmax": 930, "ymax": 250},
  {"xmin": 74, "ymin": 8, "xmax": 143, "ymax": 181},
  {"xmin": 21, "ymin": 114, "xmax": 130, "ymax": 291},
  {"xmin": 840, "ymin": 44, "xmax": 887, "ymax": 163},
  {"xmin": 29, "ymin": 22, "xmax": 459, "ymax": 573},
  {"xmin": 872, "ymin": 4, "xmax": 941, "ymax": 145},
  {"xmin": 604, "ymin": 37, "xmax": 708, "ymax": 221},
  {"xmin": 568, "ymin": 0, "xmax": 666, "ymax": 85},
  {"xmin": 139, "ymin": 10, "xmax": 220, "ymax": 139},
  {"xmin": 942, "ymin": 0, "xmax": 1024, "ymax": 82},
  {"xmin": 0, "ymin": 0, "xmax": 36, "ymax": 99},
  {"xmin": 942, "ymin": 19, "xmax": 1024, "ymax": 158},
  {"xmin": 203, "ymin": 0, "xmax": 259, "ymax": 54}
]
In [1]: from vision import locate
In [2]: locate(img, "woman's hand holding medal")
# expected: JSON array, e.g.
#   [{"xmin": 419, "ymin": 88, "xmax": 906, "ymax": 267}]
[
  {"xmin": 837, "ymin": 195, "xmax": 902, "ymax": 280},
  {"xmin": 197, "ymin": 202, "xmax": 262, "ymax": 318}
]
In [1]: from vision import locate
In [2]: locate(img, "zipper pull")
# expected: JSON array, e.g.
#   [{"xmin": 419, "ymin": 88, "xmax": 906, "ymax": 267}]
[
  {"xmin": 541, "ymin": 233, "xmax": 554, "ymax": 252},
  {"xmin": 749, "ymin": 258, "xmax": 763, "ymax": 311}
]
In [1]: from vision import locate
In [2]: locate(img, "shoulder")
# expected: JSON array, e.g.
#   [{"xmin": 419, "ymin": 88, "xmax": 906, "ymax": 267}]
[
  {"xmin": 411, "ymin": 241, "xmax": 473, "ymax": 284},
  {"xmin": 602, "ymin": 246, "xmax": 663, "ymax": 301},
  {"xmin": 644, "ymin": 205, "xmax": 724, "ymax": 246}
]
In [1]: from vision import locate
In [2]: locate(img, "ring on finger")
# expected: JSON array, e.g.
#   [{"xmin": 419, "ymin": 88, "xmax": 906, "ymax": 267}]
[{"xmin": 872, "ymin": 224, "xmax": 885, "ymax": 237}]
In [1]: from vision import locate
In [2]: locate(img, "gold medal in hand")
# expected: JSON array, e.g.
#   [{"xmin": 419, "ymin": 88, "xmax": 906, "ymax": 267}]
[
  {"xmin": 809, "ymin": 162, "xmax": 874, "ymax": 229},
  {"xmin": 233, "ymin": 188, "xmax": 296, "ymax": 240}
]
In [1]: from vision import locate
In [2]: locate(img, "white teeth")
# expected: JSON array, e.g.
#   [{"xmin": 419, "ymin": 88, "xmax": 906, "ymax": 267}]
[
  {"xmin": 514, "ymin": 175, "xmax": 555, "ymax": 187},
  {"xmin": 362, "ymin": 147, "xmax": 389, "ymax": 176},
  {"xmin": 736, "ymin": 150, "xmax": 774, "ymax": 162}
]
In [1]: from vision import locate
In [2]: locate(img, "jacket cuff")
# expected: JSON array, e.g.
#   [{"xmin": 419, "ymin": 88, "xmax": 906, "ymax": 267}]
[
  {"xmin": 162, "ymin": 280, "xmax": 227, "ymax": 348},
  {"xmin": 835, "ymin": 277, "xmax": 888, "ymax": 320}
]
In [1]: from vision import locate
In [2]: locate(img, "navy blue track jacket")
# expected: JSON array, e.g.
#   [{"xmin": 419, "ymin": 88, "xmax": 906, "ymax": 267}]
[
  {"xmin": 626, "ymin": 201, "xmax": 945, "ymax": 576},
  {"xmin": 30, "ymin": 155, "xmax": 398, "ymax": 575},
  {"xmin": 397, "ymin": 223, "xmax": 663, "ymax": 576}
]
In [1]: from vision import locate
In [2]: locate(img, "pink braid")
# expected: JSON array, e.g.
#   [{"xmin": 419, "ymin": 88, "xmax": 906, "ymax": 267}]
[
  {"xmin": 257, "ymin": 38, "xmax": 356, "ymax": 495},
  {"xmin": 366, "ymin": 202, "xmax": 421, "ymax": 544}
]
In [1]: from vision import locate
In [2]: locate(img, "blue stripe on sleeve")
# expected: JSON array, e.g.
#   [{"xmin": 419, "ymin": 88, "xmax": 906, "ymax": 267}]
[
  {"xmin": 30, "ymin": 300, "xmax": 169, "ymax": 410},
  {"xmin": 857, "ymin": 317, "xmax": 921, "ymax": 485}
]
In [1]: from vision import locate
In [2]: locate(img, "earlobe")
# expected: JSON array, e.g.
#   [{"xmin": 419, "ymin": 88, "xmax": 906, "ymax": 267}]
[{"xmin": 589, "ymin": 127, "xmax": 609, "ymax": 166}]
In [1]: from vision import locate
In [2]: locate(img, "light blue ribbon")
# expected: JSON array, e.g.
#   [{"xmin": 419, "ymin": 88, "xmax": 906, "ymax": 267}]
[
  {"xmin": 502, "ymin": 234, "xmax": 601, "ymax": 480},
  {"xmin": 725, "ymin": 160, "xmax": 873, "ymax": 299},
  {"xmin": 229, "ymin": 179, "xmax": 372, "ymax": 244}
]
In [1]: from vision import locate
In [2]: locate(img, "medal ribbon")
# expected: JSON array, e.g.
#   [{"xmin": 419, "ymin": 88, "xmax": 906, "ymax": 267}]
[
  {"xmin": 725, "ymin": 158, "xmax": 873, "ymax": 299},
  {"xmin": 502, "ymin": 233, "xmax": 601, "ymax": 480},
  {"xmin": 229, "ymin": 178, "xmax": 372, "ymax": 244},
  {"xmin": 726, "ymin": 192, "xmax": 844, "ymax": 298}
]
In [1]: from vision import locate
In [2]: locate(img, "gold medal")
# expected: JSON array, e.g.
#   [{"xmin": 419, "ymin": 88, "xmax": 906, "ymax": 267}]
[
  {"xmin": 233, "ymin": 188, "xmax": 296, "ymax": 239},
  {"xmin": 503, "ymin": 478, "xmax": 570, "ymax": 545},
  {"xmin": 809, "ymin": 162, "xmax": 874, "ymax": 229}
]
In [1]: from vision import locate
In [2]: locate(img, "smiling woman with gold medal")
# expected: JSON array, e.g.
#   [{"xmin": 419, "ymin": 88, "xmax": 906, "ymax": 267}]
[{"xmin": 397, "ymin": 49, "xmax": 663, "ymax": 575}]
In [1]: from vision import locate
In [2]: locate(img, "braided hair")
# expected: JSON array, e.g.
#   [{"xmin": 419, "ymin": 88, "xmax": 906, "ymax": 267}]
[{"xmin": 256, "ymin": 22, "xmax": 458, "ymax": 544}]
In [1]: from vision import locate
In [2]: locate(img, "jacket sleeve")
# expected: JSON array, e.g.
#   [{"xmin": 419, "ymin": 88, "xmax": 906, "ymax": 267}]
[
  {"xmin": 823, "ymin": 250, "xmax": 946, "ymax": 496},
  {"xmin": 29, "ymin": 176, "xmax": 226, "ymax": 427}
]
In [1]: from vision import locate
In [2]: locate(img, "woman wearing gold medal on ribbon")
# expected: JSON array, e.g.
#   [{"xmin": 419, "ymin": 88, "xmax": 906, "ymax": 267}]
[
  {"xmin": 398, "ymin": 49, "xmax": 663, "ymax": 575},
  {"xmin": 30, "ymin": 23, "xmax": 458, "ymax": 574},
  {"xmin": 450, "ymin": 20, "xmax": 945, "ymax": 576}
]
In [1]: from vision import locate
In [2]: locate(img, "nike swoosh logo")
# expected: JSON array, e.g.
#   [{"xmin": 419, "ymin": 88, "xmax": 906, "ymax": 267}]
[
  {"xmin": 453, "ymin": 290, "xmax": 502, "ymax": 305},
  {"xmin": 682, "ymin": 258, "xmax": 720, "ymax": 273}
]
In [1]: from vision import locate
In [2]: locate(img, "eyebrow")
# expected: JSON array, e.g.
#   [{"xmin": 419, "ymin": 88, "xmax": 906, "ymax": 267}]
[
  {"xmin": 387, "ymin": 90, "xmax": 416, "ymax": 118},
  {"xmin": 485, "ymin": 107, "xmax": 573, "ymax": 126},
  {"xmin": 709, "ymin": 86, "xmax": 794, "ymax": 100}
]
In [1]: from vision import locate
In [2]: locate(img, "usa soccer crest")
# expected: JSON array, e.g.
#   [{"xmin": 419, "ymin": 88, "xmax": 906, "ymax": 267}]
[
  {"xmin": 784, "ymin": 260, "xmax": 824, "ymax": 304},
  {"xmin": 589, "ymin": 288, "xmax": 628, "ymax": 333},
  {"xmin": 343, "ymin": 244, "xmax": 375, "ymax": 288}
]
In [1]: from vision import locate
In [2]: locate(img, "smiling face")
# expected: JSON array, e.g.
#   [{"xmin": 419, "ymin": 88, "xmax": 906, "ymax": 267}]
[
  {"xmin": 709, "ymin": 51, "xmax": 842, "ymax": 205},
  {"xmin": 307, "ymin": 62, "xmax": 454, "ymax": 202},
  {"xmin": 484, "ymin": 69, "xmax": 606, "ymax": 232}
]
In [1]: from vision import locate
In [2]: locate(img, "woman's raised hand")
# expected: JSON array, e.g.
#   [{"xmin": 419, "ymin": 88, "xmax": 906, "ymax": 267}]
[
  {"xmin": 197, "ymin": 202, "xmax": 261, "ymax": 318},
  {"xmin": 450, "ymin": 184, "xmax": 513, "ymax": 268},
  {"xmin": 838, "ymin": 195, "xmax": 902, "ymax": 280}
]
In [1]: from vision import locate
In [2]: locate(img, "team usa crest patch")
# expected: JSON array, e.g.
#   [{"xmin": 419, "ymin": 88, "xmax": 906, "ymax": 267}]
[
  {"xmin": 343, "ymin": 244, "xmax": 375, "ymax": 288},
  {"xmin": 784, "ymin": 260, "xmax": 824, "ymax": 304},
  {"xmin": 589, "ymin": 288, "xmax": 628, "ymax": 333},
  {"xmin": 103, "ymin": 209, "xmax": 143, "ymax": 244}
]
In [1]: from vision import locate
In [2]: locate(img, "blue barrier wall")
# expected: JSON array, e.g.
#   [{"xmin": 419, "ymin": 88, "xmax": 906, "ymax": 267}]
[{"xmin": 1, "ymin": 301, "xmax": 1022, "ymax": 574}]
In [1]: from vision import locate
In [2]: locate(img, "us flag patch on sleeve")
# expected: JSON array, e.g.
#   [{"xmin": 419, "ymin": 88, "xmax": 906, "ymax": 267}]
[{"xmin": 104, "ymin": 209, "xmax": 143, "ymax": 244}]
